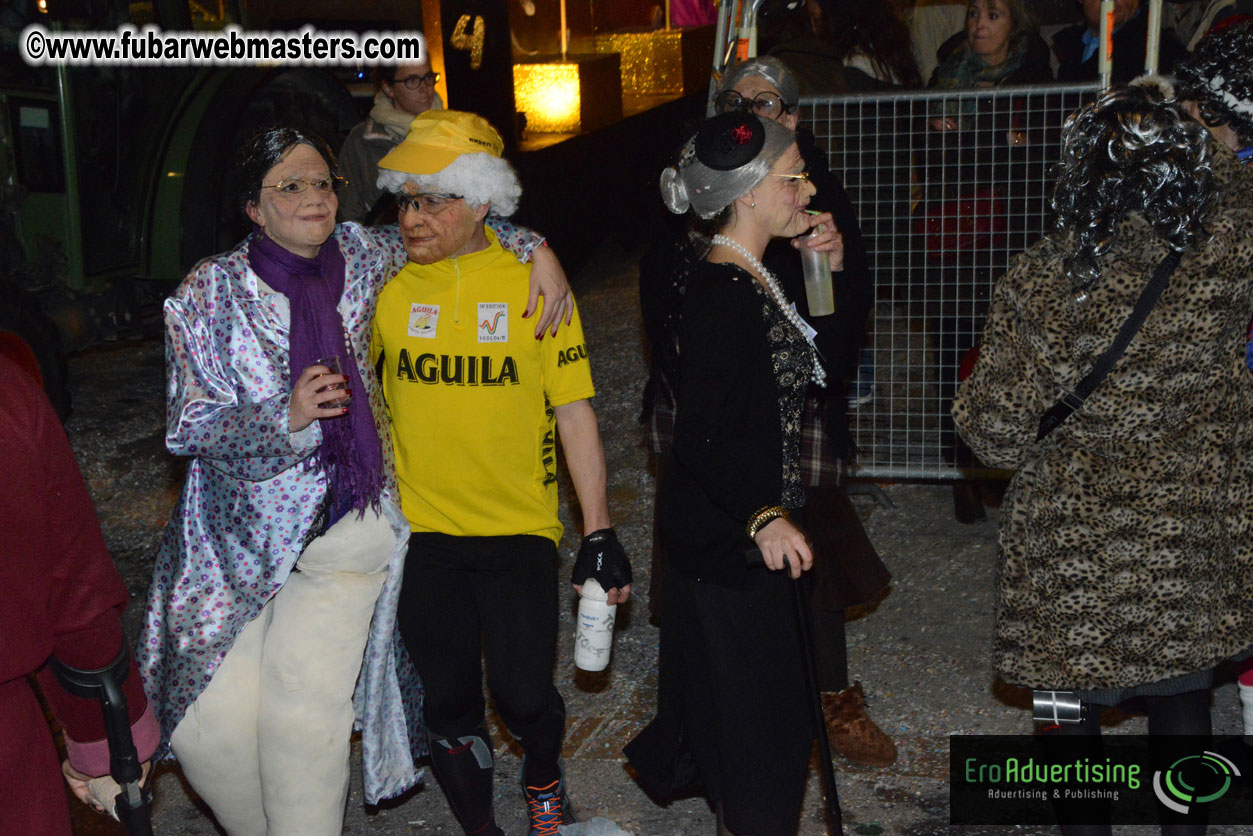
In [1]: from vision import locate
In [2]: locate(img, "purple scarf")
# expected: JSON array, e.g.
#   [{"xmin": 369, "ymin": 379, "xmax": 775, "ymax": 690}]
[{"xmin": 248, "ymin": 230, "xmax": 383, "ymax": 523}]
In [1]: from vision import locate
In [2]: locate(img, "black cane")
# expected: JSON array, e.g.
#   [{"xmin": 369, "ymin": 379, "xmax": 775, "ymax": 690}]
[
  {"xmin": 50, "ymin": 646, "xmax": 154, "ymax": 836},
  {"xmin": 748, "ymin": 549, "xmax": 844, "ymax": 834}
]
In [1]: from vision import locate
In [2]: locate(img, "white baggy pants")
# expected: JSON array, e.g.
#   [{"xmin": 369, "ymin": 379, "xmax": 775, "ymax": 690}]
[{"xmin": 170, "ymin": 509, "xmax": 394, "ymax": 836}]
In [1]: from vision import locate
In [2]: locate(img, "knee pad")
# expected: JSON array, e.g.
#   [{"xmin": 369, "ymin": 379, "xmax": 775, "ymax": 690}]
[
  {"xmin": 429, "ymin": 723, "xmax": 493, "ymax": 770},
  {"xmin": 428, "ymin": 723, "xmax": 497, "ymax": 831}
]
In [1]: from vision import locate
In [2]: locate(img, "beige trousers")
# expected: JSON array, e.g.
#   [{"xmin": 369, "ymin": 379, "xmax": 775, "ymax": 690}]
[{"xmin": 170, "ymin": 509, "xmax": 394, "ymax": 836}]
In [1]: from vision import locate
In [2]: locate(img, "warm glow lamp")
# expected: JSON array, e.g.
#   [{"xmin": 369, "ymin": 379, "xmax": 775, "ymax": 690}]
[
  {"xmin": 513, "ymin": 63, "xmax": 581, "ymax": 133},
  {"xmin": 513, "ymin": 54, "xmax": 622, "ymax": 135}
]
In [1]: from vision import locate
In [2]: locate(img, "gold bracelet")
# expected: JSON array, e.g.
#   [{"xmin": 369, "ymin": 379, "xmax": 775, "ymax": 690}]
[{"xmin": 746, "ymin": 505, "xmax": 789, "ymax": 539}]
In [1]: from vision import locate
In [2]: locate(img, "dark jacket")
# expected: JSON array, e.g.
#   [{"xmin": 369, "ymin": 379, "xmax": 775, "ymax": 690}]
[
  {"xmin": 1052, "ymin": 10, "xmax": 1185, "ymax": 84},
  {"xmin": 768, "ymin": 36, "xmax": 852, "ymax": 95}
]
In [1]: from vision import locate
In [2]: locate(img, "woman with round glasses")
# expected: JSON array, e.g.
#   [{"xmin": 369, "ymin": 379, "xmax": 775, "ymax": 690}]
[
  {"xmin": 338, "ymin": 60, "xmax": 444, "ymax": 223},
  {"xmin": 137, "ymin": 126, "xmax": 570, "ymax": 835},
  {"xmin": 628, "ymin": 110, "xmax": 842, "ymax": 835},
  {"xmin": 713, "ymin": 85, "xmax": 792, "ymax": 120}
]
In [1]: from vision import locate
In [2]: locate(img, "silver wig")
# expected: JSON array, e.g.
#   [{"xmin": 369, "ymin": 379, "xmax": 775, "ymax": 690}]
[
  {"xmin": 718, "ymin": 56, "xmax": 801, "ymax": 106},
  {"xmin": 660, "ymin": 113, "xmax": 794, "ymax": 219},
  {"xmin": 1052, "ymin": 79, "xmax": 1213, "ymax": 290}
]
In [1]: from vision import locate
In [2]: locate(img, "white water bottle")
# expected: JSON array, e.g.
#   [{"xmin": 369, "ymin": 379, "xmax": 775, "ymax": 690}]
[{"xmin": 574, "ymin": 578, "xmax": 616, "ymax": 671}]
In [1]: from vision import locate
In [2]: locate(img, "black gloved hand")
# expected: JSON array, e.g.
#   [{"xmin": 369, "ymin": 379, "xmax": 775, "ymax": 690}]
[{"xmin": 571, "ymin": 528, "xmax": 632, "ymax": 591}]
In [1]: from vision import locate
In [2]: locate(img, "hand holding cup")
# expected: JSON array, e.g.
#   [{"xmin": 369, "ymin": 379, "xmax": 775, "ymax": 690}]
[{"xmin": 289, "ymin": 357, "xmax": 351, "ymax": 432}]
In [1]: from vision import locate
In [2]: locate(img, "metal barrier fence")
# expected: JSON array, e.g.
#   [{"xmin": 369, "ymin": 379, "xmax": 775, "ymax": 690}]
[{"xmin": 800, "ymin": 82, "xmax": 1101, "ymax": 480}]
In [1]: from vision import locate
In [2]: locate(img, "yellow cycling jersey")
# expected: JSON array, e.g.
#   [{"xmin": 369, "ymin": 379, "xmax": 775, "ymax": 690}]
[{"xmin": 371, "ymin": 228, "xmax": 595, "ymax": 542}]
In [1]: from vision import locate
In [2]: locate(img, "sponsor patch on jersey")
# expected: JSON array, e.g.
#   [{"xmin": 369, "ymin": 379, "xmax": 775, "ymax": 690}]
[
  {"xmin": 408, "ymin": 303, "xmax": 439, "ymax": 338},
  {"xmin": 478, "ymin": 302, "xmax": 508, "ymax": 343}
]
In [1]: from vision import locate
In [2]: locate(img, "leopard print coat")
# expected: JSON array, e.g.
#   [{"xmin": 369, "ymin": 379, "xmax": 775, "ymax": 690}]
[{"xmin": 953, "ymin": 146, "xmax": 1253, "ymax": 690}]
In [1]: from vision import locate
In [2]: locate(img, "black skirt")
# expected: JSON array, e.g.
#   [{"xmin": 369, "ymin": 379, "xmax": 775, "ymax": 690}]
[{"xmin": 626, "ymin": 560, "xmax": 813, "ymax": 836}]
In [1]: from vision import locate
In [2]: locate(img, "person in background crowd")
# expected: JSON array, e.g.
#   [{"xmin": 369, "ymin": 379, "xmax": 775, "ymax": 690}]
[
  {"xmin": 1174, "ymin": 19, "xmax": 1253, "ymax": 160},
  {"xmin": 955, "ymin": 78, "xmax": 1253, "ymax": 834},
  {"xmin": 922, "ymin": 0, "xmax": 1053, "ymax": 523},
  {"xmin": 768, "ymin": 0, "xmax": 922, "ymax": 93},
  {"xmin": 338, "ymin": 60, "xmax": 444, "ymax": 224},
  {"xmin": 627, "ymin": 110, "xmax": 840, "ymax": 836},
  {"xmin": 1166, "ymin": 0, "xmax": 1253, "ymax": 51},
  {"xmin": 640, "ymin": 56, "xmax": 895, "ymax": 768},
  {"xmin": 371, "ymin": 109, "xmax": 630, "ymax": 836},
  {"xmin": 804, "ymin": 0, "xmax": 923, "ymax": 89},
  {"xmin": 929, "ymin": 0, "xmax": 1053, "ymax": 91},
  {"xmin": 1051, "ymin": 0, "xmax": 1185, "ymax": 83},
  {"xmin": 907, "ymin": 0, "xmax": 972, "ymax": 82},
  {"xmin": 1, "ymin": 354, "xmax": 158, "ymax": 836},
  {"xmin": 1176, "ymin": 20, "xmax": 1253, "ymax": 739},
  {"xmin": 138, "ymin": 126, "xmax": 571, "ymax": 836}
]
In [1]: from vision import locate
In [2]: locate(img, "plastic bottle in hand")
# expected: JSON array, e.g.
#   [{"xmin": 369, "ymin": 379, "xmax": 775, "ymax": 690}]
[{"xmin": 574, "ymin": 578, "xmax": 616, "ymax": 671}]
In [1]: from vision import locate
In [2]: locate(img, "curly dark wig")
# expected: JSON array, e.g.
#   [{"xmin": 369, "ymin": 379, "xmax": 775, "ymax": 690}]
[
  {"xmin": 1052, "ymin": 81, "xmax": 1213, "ymax": 290},
  {"xmin": 1174, "ymin": 20, "xmax": 1253, "ymax": 149}
]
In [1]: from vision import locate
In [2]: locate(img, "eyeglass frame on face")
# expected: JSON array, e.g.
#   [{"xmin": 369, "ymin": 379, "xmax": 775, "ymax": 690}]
[
  {"xmin": 259, "ymin": 177, "xmax": 347, "ymax": 197},
  {"xmin": 395, "ymin": 191, "xmax": 464, "ymax": 215},
  {"xmin": 761, "ymin": 167, "xmax": 811, "ymax": 186},
  {"xmin": 713, "ymin": 89, "xmax": 795, "ymax": 119},
  {"xmin": 394, "ymin": 71, "xmax": 440, "ymax": 90}
]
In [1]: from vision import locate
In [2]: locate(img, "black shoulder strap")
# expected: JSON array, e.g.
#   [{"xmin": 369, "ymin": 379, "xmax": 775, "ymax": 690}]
[{"xmin": 1036, "ymin": 249, "xmax": 1182, "ymax": 442}]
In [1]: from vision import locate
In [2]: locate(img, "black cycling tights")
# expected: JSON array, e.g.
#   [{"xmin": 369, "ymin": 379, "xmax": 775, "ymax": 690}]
[{"xmin": 1046, "ymin": 689, "xmax": 1211, "ymax": 836}]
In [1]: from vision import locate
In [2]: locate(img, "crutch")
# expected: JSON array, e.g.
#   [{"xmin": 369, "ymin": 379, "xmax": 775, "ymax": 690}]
[
  {"xmin": 748, "ymin": 548, "xmax": 844, "ymax": 834},
  {"xmin": 51, "ymin": 645, "xmax": 154, "ymax": 836}
]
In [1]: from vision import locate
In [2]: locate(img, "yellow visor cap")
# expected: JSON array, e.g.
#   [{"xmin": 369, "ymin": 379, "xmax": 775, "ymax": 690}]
[{"xmin": 378, "ymin": 109, "xmax": 505, "ymax": 175}]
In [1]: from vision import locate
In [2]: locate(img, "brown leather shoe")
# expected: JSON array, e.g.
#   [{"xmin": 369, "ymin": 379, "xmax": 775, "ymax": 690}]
[{"xmin": 821, "ymin": 682, "xmax": 897, "ymax": 767}]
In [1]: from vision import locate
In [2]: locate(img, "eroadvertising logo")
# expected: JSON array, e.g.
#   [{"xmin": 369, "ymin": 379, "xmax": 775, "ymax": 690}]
[
  {"xmin": 950, "ymin": 736, "xmax": 1253, "ymax": 826},
  {"xmin": 1152, "ymin": 751, "xmax": 1241, "ymax": 815}
]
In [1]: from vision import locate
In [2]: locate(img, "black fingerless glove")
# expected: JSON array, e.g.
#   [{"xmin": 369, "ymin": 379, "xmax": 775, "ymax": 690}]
[{"xmin": 571, "ymin": 528, "xmax": 632, "ymax": 590}]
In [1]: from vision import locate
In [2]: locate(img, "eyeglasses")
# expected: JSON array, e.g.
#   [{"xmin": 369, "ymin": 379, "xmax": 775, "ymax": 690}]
[
  {"xmin": 713, "ymin": 89, "xmax": 795, "ymax": 120},
  {"xmin": 395, "ymin": 71, "xmax": 440, "ymax": 90},
  {"xmin": 395, "ymin": 192, "xmax": 463, "ymax": 214},
  {"xmin": 770, "ymin": 170, "xmax": 811, "ymax": 183},
  {"xmin": 260, "ymin": 177, "xmax": 346, "ymax": 196}
]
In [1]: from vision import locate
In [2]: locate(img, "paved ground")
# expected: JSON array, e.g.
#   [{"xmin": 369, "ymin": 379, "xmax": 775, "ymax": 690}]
[{"xmin": 60, "ymin": 242, "xmax": 1248, "ymax": 835}]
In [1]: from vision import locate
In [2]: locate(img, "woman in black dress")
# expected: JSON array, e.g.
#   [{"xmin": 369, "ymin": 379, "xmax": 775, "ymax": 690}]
[
  {"xmin": 627, "ymin": 112, "xmax": 842, "ymax": 835},
  {"xmin": 639, "ymin": 56, "xmax": 894, "ymax": 768}
]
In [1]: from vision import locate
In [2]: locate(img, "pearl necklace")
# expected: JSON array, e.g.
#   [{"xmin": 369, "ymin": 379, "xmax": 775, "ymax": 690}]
[{"xmin": 711, "ymin": 234, "xmax": 826, "ymax": 388}]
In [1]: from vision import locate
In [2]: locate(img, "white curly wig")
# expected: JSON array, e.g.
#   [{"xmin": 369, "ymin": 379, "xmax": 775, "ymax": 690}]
[{"xmin": 376, "ymin": 152, "xmax": 522, "ymax": 217}]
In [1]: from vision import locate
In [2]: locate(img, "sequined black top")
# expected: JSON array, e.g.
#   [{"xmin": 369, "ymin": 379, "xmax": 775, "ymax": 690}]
[
  {"xmin": 756, "ymin": 279, "xmax": 815, "ymax": 508},
  {"xmin": 659, "ymin": 261, "xmax": 818, "ymax": 588}
]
